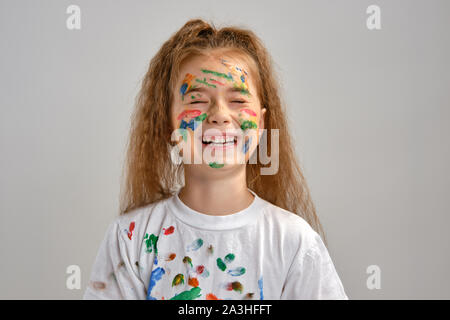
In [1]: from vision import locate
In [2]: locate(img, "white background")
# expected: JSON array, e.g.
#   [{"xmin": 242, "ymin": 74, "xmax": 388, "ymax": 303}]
[{"xmin": 1, "ymin": 0, "xmax": 449, "ymax": 299}]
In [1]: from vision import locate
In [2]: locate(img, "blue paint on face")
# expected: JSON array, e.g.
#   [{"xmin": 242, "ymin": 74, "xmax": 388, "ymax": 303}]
[
  {"xmin": 243, "ymin": 137, "xmax": 252, "ymax": 154},
  {"xmin": 180, "ymin": 83, "xmax": 188, "ymax": 95},
  {"xmin": 180, "ymin": 119, "xmax": 199, "ymax": 131}
]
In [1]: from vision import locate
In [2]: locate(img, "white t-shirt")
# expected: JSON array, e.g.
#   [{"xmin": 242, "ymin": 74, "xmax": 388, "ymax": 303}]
[{"xmin": 83, "ymin": 188, "xmax": 348, "ymax": 300}]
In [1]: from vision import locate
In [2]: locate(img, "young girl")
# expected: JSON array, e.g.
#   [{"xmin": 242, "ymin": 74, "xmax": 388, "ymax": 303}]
[{"xmin": 83, "ymin": 19, "xmax": 348, "ymax": 300}]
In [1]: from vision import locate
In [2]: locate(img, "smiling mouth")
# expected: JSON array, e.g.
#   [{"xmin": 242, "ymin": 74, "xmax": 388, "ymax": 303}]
[{"xmin": 202, "ymin": 135, "xmax": 238, "ymax": 147}]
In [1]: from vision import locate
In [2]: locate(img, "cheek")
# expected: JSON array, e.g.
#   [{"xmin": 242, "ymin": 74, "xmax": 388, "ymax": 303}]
[{"xmin": 238, "ymin": 108, "xmax": 259, "ymax": 131}]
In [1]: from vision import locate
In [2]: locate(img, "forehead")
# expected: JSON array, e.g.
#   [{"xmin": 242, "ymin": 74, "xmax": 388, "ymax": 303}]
[
  {"xmin": 180, "ymin": 54, "xmax": 248, "ymax": 73},
  {"xmin": 176, "ymin": 54, "xmax": 256, "ymax": 89}
]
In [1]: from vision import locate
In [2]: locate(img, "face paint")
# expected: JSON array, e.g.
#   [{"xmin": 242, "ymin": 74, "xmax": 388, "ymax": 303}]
[
  {"xmin": 179, "ymin": 58, "xmax": 251, "ymax": 102},
  {"xmin": 176, "ymin": 59, "xmax": 257, "ymax": 167},
  {"xmin": 180, "ymin": 73, "xmax": 196, "ymax": 101},
  {"xmin": 221, "ymin": 59, "xmax": 250, "ymax": 96},
  {"xmin": 209, "ymin": 162, "xmax": 224, "ymax": 169},
  {"xmin": 195, "ymin": 77, "xmax": 217, "ymax": 88},
  {"xmin": 177, "ymin": 109, "xmax": 208, "ymax": 141},
  {"xmin": 201, "ymin": 68, "xmax": 233, "ymax": 81},
  {"xmin": 243, "ymin": 136, "xmax": 252, "ymax": 154},
  {"xmin": 177, "ymin": 109, "xmax": 202, "ymax": 121},
  {"xmin": 238, "ymin": 108, "xmax": 258, "ymax": 131},
  {"xmin": 209, "ymin": 78, "xmax": 225, "ymax": 86}
]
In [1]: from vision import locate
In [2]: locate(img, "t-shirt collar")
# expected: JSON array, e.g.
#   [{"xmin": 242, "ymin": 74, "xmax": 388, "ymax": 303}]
[{"xmin": 167, "ymin": 188, "xmax": 266, "ymax": 231}]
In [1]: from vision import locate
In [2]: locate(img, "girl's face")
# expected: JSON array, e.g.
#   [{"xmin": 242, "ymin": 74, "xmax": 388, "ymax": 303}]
[{"xmin": 170, "ymin": 53, "xmax": 266, "ymax": 171}]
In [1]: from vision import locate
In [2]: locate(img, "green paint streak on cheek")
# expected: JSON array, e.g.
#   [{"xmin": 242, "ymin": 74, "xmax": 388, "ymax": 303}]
[
  {"xmin": 240, "ymin": 120, "xmax": 258, "ymax": 131},
  {"xmin": 209, "ymin": 162, "xmax": 225, "ymax": 169},
  {"xmin": 194, "ymin": 113, "xmax": 207, "ymax": 122}
]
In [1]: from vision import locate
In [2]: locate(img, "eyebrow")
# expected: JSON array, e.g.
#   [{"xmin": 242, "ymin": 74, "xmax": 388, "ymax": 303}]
[
  {"xmin": 182, "ymin": 85, "xmax": 252, "ymax": 97},
  {"xmin": 183, "ymin": 87, "xmax": 208, "ymax": 96}
]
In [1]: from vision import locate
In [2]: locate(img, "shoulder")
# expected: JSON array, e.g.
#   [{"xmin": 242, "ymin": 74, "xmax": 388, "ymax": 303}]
[
  {"xmin": 109, "ymin": 196, "xmax": 173, "ymax": 243},
  {"xmin": 259, "ymin": 198, "xmax": 324, "ymax": 253}
]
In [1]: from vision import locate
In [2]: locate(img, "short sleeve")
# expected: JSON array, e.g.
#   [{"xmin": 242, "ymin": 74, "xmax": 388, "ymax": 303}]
[
  {"xmin": 280, "ymin": 233, "xmax": 349, "ymax": 300},
  {"xmin": 83, "ymin": 220, "xmax": 146, "ymax": 300}
]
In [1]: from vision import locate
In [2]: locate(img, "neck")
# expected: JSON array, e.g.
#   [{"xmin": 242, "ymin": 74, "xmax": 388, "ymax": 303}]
[{"xmin": 179, "ymin": 165, "xmax": 254, "ymax": 216}]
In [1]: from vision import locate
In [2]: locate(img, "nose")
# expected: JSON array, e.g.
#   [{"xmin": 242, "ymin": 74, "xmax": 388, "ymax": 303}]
[{"xmin": 206, "ymin": 103, "xmax": 231, "ymax": 127}]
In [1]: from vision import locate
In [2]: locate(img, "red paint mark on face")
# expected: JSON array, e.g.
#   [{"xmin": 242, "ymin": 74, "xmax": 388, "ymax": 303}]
[
  {"xmin": 209, "ymin": 78, "xmax": 225, "ymax": 86},
  {"xmin": 177, "ymin": 109, "xmax": 202, "ymax": 120},
  {"xmin": 127, "ymin": 222, "xmax": 135, "ymax": 240},
  {"xmin": 196, "ymin": 265, "xmax": 205, "ymax": 274},
  {"xmin": 240, "ymin": 108, "xmax": 257, "ymax": 117}
]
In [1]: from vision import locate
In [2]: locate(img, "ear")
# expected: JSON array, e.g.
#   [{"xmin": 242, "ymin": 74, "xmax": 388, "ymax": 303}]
[
  {"xmin": 259, "ymin": 107, "xmax": 267, "ymax": 130},
  {"xmin": 258, "ymin": 107, "xmax": 267, "ymax": 141}
]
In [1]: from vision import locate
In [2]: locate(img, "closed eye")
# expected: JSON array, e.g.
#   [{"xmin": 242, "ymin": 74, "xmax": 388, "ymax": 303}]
[
  {"xmin": 190, "ymin": 101, "xmax": 207, "ymax": 104},
  {"xmin": 232, "ymin": 100, "xmax": 246, "ymax": 104}
]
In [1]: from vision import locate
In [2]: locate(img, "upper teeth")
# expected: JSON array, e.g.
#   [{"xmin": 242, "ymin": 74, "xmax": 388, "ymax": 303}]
[{"xmin": 202, "ymin": 136, "xmax": 236, "ymax": 143}]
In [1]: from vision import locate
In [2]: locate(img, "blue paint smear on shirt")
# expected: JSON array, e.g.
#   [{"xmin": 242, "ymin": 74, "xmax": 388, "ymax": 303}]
[
  {"xmin": 146, "ymin": 267, "xmax": 165, "ymax": 300},
  {"xmin": 258, "ymin": 276, "xmax": 264, "ymax": 300}
]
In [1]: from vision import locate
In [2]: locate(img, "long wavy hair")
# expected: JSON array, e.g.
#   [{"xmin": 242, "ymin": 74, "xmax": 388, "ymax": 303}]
[{"xmin": 119, "ymin": 19, "xmax": 326, "ymax": 244}]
